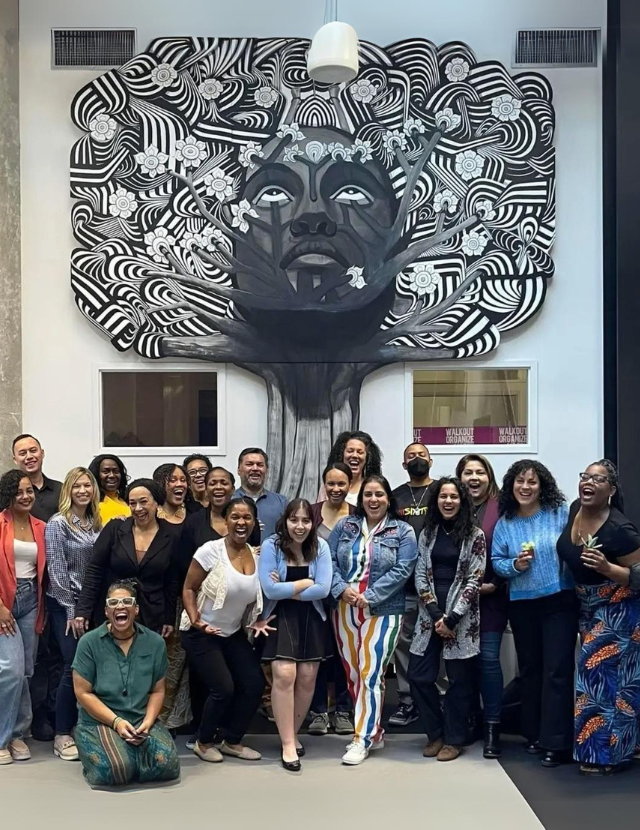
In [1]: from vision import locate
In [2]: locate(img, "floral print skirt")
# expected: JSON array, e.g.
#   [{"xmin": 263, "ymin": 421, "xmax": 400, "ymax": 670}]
[{"xmin": 574, "ymin": 582, "xmax": 640, "ymax": 766}]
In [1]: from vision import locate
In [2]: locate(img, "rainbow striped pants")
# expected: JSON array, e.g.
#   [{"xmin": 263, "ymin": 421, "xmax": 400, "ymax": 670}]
[{"xmin": 333, "ymin": 602, "xmax": 402, "ymax": 749}]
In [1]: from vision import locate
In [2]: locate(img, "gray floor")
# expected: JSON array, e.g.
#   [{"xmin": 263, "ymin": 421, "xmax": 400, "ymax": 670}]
[{"xmin": 4, "ymin": 735, "xmax": 542, "ymax": 830}]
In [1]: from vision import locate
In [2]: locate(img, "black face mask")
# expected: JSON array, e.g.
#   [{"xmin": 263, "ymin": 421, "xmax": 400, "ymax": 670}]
[{"xmin": 407, "ymin": 457, "xmax": 431, "ymax": 479}]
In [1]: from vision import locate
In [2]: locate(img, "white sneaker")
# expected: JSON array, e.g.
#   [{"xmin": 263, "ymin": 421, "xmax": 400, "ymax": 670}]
[
  {"xmin": 369, "ymin": 739, "xmax": 385, "ymax": 751},
  {"xmin": 342, "ymin": 743, "xmax": 369, "ymax": 765},
  {"xmin": 0, "ymin": 748, "xmax": 13, "ymax": 766}
]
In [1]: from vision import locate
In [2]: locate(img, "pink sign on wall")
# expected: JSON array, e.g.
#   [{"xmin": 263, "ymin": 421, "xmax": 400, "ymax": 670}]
[{"xmin": 414, "ymin": 426, "xmax": 528, "ymax": 446}]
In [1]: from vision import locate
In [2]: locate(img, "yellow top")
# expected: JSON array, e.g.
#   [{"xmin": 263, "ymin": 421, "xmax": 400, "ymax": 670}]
[{"xmin": 99, "ymin": 493, "xmax": 131, "ymax": 525}]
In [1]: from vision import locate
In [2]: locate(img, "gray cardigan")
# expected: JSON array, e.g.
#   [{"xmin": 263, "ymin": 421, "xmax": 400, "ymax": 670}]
[{"xmin": 410, "ymin": 525, "xmax": 486, "ymax": 660}]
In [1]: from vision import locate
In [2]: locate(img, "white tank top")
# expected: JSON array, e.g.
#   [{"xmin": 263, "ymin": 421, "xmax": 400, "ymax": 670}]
[
  {"xmin": 14, "ymin": 539, "xmax": 37, "ymax": 580},
  {"xmin": 200, "ymin": 552, "xmax": 259, "ymax": 637}
]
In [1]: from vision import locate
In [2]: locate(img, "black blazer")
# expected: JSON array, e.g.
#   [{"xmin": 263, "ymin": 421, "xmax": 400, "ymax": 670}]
[{"xmin": 76, "ymin": 517, "xmax": 179, "ymax": 633}]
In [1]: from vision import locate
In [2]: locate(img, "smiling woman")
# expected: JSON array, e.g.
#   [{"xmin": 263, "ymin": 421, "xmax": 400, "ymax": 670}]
[{"xmin": 88, "ymin": 454, "xmax": 131, "ymax": 525}]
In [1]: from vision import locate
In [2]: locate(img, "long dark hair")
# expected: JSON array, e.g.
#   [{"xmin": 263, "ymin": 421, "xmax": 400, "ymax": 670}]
[
  {"xmin": 499, "ymin": 459, "xmax": 565, "ymax": 519},
  {"xmin": 423, "ymin": 477, "xmax": 475, "ymax": 544},
  {"xmin": 589, "ymin": 458, "xmax": 625, "ymax": 512},
  {"xmin": 455, "ymin": 454, "xmax": 500, "ymax": 500},
  {"xmin": 355, "ymin": 474, "xmax": 398, "ymax": 519},
  {"xmin": 88, "ymin": 454, "xmax": 129, "ymax": 501},
  {"xmin": 275, "ymin": 499, "xmax": 318, "ymax": 563},
  {"xmin": 327, "ymin": 431, "xmax": 382, "ymax": 479}
]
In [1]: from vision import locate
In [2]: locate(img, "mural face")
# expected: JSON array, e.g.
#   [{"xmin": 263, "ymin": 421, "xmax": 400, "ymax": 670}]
[{"xmin": 70, "ymin": 37, "xmax": 555, "ymax": 497}]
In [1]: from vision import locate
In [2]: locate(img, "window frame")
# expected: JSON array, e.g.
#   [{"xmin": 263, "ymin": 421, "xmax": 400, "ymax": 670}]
[
  {"xmin": 404, "ymin": 359, "xmax": 538, "ymax": 455},
  {"xmin": 94, "ymin": 362, "xmax": 227, "ymax": 457}
]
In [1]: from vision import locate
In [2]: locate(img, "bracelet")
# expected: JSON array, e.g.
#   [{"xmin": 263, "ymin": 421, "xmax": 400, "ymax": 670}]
[{"xmin": 112, "ymin": 716, "xmax": 122, "ymax": 731}]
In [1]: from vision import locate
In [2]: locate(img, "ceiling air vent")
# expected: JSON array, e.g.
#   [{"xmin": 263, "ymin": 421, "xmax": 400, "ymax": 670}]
[
  {"xmin": 513, "ymin": 29, "xmax": 599, "ymax": 68},
  {"xmin": 51, "ymin": 29, "xmax": 136, "ymax": 69}
]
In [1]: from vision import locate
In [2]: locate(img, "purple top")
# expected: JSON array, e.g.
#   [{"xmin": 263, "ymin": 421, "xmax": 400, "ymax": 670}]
[{"xmin": 475, "ymin": 498, "xmax": 508, "ymax": 633}]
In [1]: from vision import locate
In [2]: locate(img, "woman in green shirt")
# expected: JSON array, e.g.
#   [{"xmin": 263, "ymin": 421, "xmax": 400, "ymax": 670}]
[{"xmin": 72, "ymin": 579, "xmax": 180, "ymax": 787}]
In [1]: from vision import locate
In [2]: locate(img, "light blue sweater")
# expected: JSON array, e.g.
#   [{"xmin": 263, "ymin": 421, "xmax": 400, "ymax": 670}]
[
  {"xmin": 258, "ymin": 536, "xmax": 332, "ymax": 621},
  {"xmin": 491, "ymin": 505, "xmax": 573, "ymax": 601}
]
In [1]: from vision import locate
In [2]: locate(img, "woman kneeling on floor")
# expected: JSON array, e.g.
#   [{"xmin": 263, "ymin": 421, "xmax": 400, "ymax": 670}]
[
  {"xmin": 409, "ymin": 477, "xmax": 486, "ymax": 762},
  {"xmin": 72, "ymin": 579, "xmax": 180, "ymax": 787}
]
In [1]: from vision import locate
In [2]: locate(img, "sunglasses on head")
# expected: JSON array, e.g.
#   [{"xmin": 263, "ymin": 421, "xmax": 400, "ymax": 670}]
[{"xmin": 106, "ymin": 596, "xmax": 136, "ymax": 608}]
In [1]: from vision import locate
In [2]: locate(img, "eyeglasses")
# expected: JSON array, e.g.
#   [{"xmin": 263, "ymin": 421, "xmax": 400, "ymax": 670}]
[
  {"xmin": 187, "ymin": 468, "xmax": 209, "ymax": 479},
  {"xmin": 106, "ymin": 596, "xmax": 136, "ymax": 608},
  {"xmin": 578, "ymin": 472, "xmax": 609, "ymax": 485}
]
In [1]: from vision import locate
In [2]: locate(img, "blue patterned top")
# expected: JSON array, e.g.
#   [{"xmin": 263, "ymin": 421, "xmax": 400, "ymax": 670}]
[{"xmin": 491, "ymin": 504, "xmax": 573, "ymax": 601}]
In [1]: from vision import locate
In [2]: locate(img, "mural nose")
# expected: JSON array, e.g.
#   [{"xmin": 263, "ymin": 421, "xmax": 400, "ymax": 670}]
[{"xmin": 291, "ymin": 212, "xmax": 337, "ymax": 237}]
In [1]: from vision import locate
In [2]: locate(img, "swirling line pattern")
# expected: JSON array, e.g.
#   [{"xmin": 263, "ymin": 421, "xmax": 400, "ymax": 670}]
[{"xmin": 70, "ymin": 36, "xmax": 555, "ymax": 361}]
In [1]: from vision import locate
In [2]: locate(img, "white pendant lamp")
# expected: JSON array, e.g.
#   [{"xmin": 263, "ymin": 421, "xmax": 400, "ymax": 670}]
[{"xmin": 307, "ymin": 0, "xmax": 359, "ymax": 84}]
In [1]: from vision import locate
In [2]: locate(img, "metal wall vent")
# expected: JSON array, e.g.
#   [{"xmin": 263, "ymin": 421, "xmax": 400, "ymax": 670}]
[
  {"xmin": 514, "ymin": 29, "xmax": 599, "ymax": 68},
  {"xmin": 52, "ymin": 29, "xmax": 136, "ymax": 69}
]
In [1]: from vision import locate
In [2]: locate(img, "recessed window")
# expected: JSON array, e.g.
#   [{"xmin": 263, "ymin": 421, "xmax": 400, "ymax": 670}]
[
  {"xmin": 101, "ymin": 371, "xmax": 218, "ymax": 448},
  {"xmin": 413, "ymin": 367, "xmax": 529, "ymax": 447}
]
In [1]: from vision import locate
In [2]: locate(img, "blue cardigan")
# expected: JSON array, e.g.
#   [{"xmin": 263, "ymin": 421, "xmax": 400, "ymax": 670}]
[
  {"xmin": 491, "ymin": 504, "xmax": 573, "ymax": 601},
  {"xmin": 258, "ymin": 536, "xmax": 332, "ymax": 621}
]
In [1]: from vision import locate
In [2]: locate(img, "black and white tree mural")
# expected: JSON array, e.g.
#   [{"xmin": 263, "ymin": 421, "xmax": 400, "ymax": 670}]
[{"xmin": 70, "ymin": 36, "xmax": 555, "ymax": 497}]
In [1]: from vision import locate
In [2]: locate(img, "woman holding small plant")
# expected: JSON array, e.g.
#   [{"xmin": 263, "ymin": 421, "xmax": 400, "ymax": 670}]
[
  {"xmin": 557, "ymin": 459, "xmax": 640, "ymax": 776},
  {"xmin": 492, "ymin": 460, "xmax": 578, "ymax": 768}
]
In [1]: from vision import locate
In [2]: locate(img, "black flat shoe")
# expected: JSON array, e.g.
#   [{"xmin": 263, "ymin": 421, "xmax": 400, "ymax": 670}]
[
  {"xmin": 541, "ymin": 750, "xmax": 571, "ymax": 768},
  {"xmin": 281, "ymin": 754, "xmax": 301, "ymax": 772},
  {"xmin": 525, "ymin": 741, "xmax": 541, "ymax": 755},
  {"xmin": 295, "ymin": 743, "xmax": 306, "ymax": 757}
]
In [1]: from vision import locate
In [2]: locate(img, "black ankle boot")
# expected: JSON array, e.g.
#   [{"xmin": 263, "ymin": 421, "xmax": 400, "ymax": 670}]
[{"xmin": 483, "ymin": 723, "xmax": 502, "ymax": 759}]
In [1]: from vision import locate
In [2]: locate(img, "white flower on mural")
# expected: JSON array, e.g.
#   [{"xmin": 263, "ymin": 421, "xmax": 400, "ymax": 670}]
[
  {"xmin": 175, "ymin": 135, "xmax": 208, "ymax": 169},
  {"xmin": 180, "ymin": 230, "xmax": 205, "ymax": 251},
  {"xmin": 144, "ymin": 228, "xmax": 175, "ymax": 263},
  {"xmin": 409, "ymin": 262, "xmax": 441, "ymax": 296},
  {"xmin": 346, "ymin": 266, "xmax": 366, "ymax": 290},
  {"xmin": 89, "ymin": 114, "xmax": 117, "ymax": 143},
  {"xmin": 433, "ymin": 189, "xmax": 460, "ymax": 215},
  {"xmin": 254, "ymin": 86, "xmax": 278, "ymax": 108},
  {"xmin": 445, "ymin": 58, "xmax": 470, "ymax": 83},
  {"xmin": 435, "ymin": 107, "xmax": 462, "ymax": 132},
  {"xmin": 283, "ymin": 144, "xmax": 300, "ymax": 163},
  {"xmin": 329, "ymin": 142, "xmax": 353, "ymax": 161},
  {"xmin": 151, "ymin": 63, "xmax": 178, "ymax": 88},
  {"xmin": 350, "ymin": 78, "xmax": 378, "ymax": 103},
  {"xmin": 476, "ymin": 199, "xmax": 497, "ymax": 221},
  {"xmin": 238, "ymin": 141, "xmax": 264, "ymax": 169},
  {"xmin": 109, "ymin": 188, "xmax": 138, "ymax": 220},
  {"xmin": 231, "ymin": 199, "xmax": 258, "ymax": 233},
  {"xmin": 135, "ymin": 144, "xmax": 169, "ymax": 178},
  {"xmin": 305, "ymin": 141, "xmax": 328, "ymax": 163},
  {"xmin": 461, "ymin": 229, "xmax": 489, "ymax": 257},
  {"xmin": 491, "ymin": 94, "xmax": 522, "ymax": 122},
  {"xmin": 277, "ymin": 123, "xmax": 305, "ymax": 142},
  {"xmin": 199, "ymin": 78, "xmax": 224, "ymax": 101},
  {"xmin": 204, "ymin": 167, "xmax": 234, "ymax": 203},
  {"xmin": 455, "ymin": 149, "xmax": 485, "ymax": 181},
  {"xmin": 381, "ymin": 130, "xmax": 408, "ymax": 153},
  {"xmin": 403, "ymin": 118, "xmax": 426, "ymax": 137},
  {"xmin": 352, "ymin": 138, "xmax": 373, "ymax": 163},
  {"xmin": 202, "ymin": 226, "xmax": 232, "ymax": 252}
]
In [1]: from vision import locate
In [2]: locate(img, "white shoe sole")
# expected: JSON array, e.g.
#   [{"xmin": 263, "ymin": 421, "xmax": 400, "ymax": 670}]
[
  {"xmin": 342, "ymin": 752, "xmax": 369, "ymax": 765},
  {"xmin": 53, "ymin": 748, "xmax": 79, "ymax": 761}
]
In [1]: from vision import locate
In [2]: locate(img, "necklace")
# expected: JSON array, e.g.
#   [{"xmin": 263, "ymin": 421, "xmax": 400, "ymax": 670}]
[
  {"xmin": 409, "ymin": 483, "xmax": 430, "ymax": 512},
  {"xmin": 158, "ymin": 504, "xmax": 186, "ymax": 521}
]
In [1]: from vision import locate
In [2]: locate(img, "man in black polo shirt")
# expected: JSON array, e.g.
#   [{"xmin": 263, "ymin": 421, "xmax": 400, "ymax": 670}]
[
  {"xmin": 389, "ymin": 442, "xmax": 434, "ymax": 727},
  {"xmin": 12, "ymin": 433, "xmax": 62, "ymax": 522},
  {"xmin": 12, "ymin": 433, "xmax": 63, "ymax": 740}
]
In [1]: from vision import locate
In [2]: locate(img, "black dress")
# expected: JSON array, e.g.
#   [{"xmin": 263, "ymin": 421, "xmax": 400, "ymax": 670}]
[{"xmin": 261, "ymin": 566, "xmax": 331, "ymax": 662}]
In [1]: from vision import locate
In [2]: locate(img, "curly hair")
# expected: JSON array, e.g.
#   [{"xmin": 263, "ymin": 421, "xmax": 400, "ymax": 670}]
[
  {"xmin": 499, "ymin": 459, "xmax": 565, "ymax": 519},
  {"xmin": 587, "ymin": 459, "xmax": 624, "ymax": 513},
  {"xmin": 355, "ymin": 475, "xmax": 398, "ymax": 519},
  {"xmin": 0, "ymin": 470, "xmax": 33, "ymax": 512},
  {"xmin": 88, "ymin": 454, "xmax": 129, "ymax": 501},
  {"xmin": 106, "ymin": 578, "xmax": 138, "ymax": 600},
  {"xmin": 455, "ymin": 454, "xmax": 500, "ymax": 500},
  {"xmin": 422, "ymin": 477, "xmax": 475, "ymax": 545},
  {"xmin": 153, "ymin": 463, "xmax": 188, "ymax": 504},
  {"xmin": 327, "ymin": 431, "xmax": 383, "ymax": 479},
  {"xmin": 275, "ymin": 499, "xmax": 318, "ymax": 563}
]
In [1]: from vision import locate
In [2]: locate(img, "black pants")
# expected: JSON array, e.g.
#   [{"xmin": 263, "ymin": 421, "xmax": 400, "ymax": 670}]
[
  {"xmin": 509, "ymin": 590, "xmax": 578, "ymax": 751},
  {"xmin": 181, "ymin": 628, "xmax": 265, "ymax": 745},
  {"xmin": 408, "ymin": 634, "xmax": 476, "ymax": 746},
  {"xmin": 47, "ymin": 597, "xmax": 80, "ymax": 734}
]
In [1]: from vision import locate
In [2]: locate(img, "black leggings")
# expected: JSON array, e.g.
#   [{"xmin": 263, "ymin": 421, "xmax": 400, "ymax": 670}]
[{"xmin": 181, "ymin": 628, "xmax": 265, "ymax": 745}]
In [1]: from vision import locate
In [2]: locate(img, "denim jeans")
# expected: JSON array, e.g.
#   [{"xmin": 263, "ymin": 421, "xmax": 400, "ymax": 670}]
[
  {"xmin": 47, "ymin": 596, "xmax": 80, "ymax": 735},
  {"xmin": 479, "ymin": 630, "xmax": 504, "ymax": 724},
  {"xmin": 0, "ymin": 579, "xmax": 39, "ymax": 747}
]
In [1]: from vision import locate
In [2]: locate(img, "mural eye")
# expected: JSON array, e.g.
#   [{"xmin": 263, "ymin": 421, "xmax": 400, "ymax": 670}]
[
  {"xmin": 331, "ymin": 186, "xmax": 373, "ymax": 206},
  {"xmin": 254, "ymin": 186, "xmax": 293, "ymax": 206}
]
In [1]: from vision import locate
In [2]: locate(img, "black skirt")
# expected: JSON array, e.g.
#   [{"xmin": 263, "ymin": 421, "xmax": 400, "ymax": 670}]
[{"xmin": 261, "ymin": 566, "xmax": 332, "ymax": 663}]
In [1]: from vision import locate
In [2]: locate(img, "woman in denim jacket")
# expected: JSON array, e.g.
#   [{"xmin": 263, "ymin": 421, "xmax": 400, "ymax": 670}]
[{"xmin": 329, "ymin": 475, "xmax": 417, "ymax": 766}]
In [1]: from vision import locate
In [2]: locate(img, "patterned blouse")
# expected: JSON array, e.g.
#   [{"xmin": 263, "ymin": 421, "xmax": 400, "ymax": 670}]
[{"xmin": 45, "ymin": 513, "xmax": 100, "ymax": 620}]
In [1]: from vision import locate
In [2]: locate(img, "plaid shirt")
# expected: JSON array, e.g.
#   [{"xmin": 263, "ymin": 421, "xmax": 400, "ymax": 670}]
[{"xmin": 45, "ymin": 513, "xmax": 99, "ymax": 620}]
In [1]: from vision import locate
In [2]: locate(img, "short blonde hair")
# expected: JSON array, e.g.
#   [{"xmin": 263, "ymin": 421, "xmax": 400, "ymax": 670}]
[{"xmin": 58, "ymin": 467, "xmax": 102, "ymax": 533}]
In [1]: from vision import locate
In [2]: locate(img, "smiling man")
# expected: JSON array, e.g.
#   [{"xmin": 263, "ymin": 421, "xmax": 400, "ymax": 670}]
[
  {"xmin": 234, "ymin": 448, "xmax": 287, "ymax": 540},
  {"xmin": 12, "ymin": 434, "xmax": 62, "ymax": 523}
]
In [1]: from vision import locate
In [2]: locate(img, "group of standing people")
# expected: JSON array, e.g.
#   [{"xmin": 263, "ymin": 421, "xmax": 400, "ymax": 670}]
[{"xmin": 1, "ymin": 430, "xmax": 639, "ymax": 787}]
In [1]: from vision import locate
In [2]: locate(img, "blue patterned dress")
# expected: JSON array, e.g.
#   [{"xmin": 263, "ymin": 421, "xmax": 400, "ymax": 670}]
[{"xmin": 557, "ymin": 503, "xmax": 640, "ymax": 767}]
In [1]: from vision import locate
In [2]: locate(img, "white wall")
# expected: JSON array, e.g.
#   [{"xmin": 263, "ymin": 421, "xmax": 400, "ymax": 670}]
[{"xmin": 19, "ymin": 0, "xmax": 605, "ymax": 496}]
